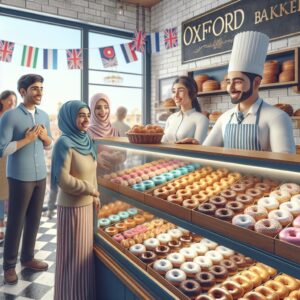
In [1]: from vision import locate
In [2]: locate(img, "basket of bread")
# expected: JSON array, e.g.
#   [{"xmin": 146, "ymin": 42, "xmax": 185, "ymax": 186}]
[{"xmin": 126, "ymin": 124, "xmax": 164, "ymax": 144}]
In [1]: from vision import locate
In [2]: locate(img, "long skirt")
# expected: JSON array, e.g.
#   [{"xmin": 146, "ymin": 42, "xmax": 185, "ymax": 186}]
[{"xmin": 54, "ymin": 204, "xmax": 95, "ymax": 300}]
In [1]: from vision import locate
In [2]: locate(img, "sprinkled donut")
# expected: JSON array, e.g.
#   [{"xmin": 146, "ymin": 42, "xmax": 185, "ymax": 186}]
[
  {"xmin": 280, "ymin": 183, "xmax": 300, "ymax": 195},
  {"xmin": 244, "ymin": 205, "xmax": 268, "ymax": 221},
  {"xmin": 254, "ymin": 219, "xmax": 282, "ymax": 237}
]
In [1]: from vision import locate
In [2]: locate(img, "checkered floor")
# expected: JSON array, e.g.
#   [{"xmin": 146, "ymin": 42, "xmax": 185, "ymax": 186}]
[{"xmin": 0, "ymin": 213, "xmax": 57, "ymax": 300}]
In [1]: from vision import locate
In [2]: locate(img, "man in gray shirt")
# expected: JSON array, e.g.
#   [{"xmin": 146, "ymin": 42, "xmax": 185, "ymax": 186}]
[{"xmin": 0, "ymin": 74, "xmax": 52, "ymax": 285}]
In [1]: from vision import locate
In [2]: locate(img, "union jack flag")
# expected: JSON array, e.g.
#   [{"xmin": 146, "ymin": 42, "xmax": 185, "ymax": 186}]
[
  {"xmin": 0, "ymin": 40, "xmax": 15, "ymax": 63},
  {"xmin": 66, "ymin": 49, "xmax": 83, "ymax": 69},
  {"xmin": 132, "ymin": 31, "xmax": 146, "ymax": 53},
  {"xmin": 164, "ymin": 27, "xmax": 178, "ymax": 50}
]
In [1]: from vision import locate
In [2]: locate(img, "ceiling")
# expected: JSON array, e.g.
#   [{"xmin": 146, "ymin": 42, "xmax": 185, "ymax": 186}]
[{"xmin": 121, "ymin": 0, "xmax": 161, "ymax": 8}]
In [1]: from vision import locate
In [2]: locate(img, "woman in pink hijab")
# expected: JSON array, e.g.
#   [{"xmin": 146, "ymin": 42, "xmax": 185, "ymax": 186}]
[{"xmin": 88, "ymin": 93, "xmax": 125, "ymax": 174}]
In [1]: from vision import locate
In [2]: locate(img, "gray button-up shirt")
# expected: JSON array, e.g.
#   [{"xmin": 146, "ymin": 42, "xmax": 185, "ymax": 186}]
[{"xmin": 0, "ymin": 103, "xmax": 52, "ymax": 181}]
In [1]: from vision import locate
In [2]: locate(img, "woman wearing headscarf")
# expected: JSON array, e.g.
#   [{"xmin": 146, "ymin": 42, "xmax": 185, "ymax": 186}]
[
  {"xmin": 52, "ymin": 100, "xmax": 99, "ymax": 300},
  {"xmin": 88, "ymin": 93, "xmax": 125, "ymax": 174}
]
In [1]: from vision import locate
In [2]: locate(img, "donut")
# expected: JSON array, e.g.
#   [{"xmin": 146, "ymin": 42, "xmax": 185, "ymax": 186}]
[
  {"xmin": 219, "ymin": 259, "xmax": 238, "ymax": 275},
  {"xmin": 156, "ymin": 233, "xmax": 172, "ymax": 245},
  {"xmin": 243, "ymin": 291, "xmax": 267, "ymax": 300},
  {"xmin": 257, "ymin": 197, "xmax": 279, "ymax": 211},
  {"xmin": 190, "ymin": 243, "xmax": 208, "ymax": 256},
  {"xmin": 209, "ymin": 196, "xmax": 227, "ymax": 208},
  {"xmin": 199, "ymin": 190, "xmax": 214, "ymax": 200},
  {"xmin": 191, "ymin": 193, "xmax": 209, "ymax": 204},
  {"xmin": 279, "ymin": 227, "xmax": 300, "ymax": 246},
  {"xmin": 112, "ymin": 233, "xmax": 124, "ymax": 242},
  {"xmin": 279, "ymin": 201, "xmax": 300, "ymax": 217},
  {"xmin": 249, "ymin": 265, "xmax": 270, "ymax": 283},
  {"xmin": 200, "ymin": 238, "xmax": 218, "ymax": 250},
  {"xmin": 206, "ymin": 185, "xmax": 221, "ymax": 196},
  {"xmin": 180, "ymin": 261, "xmax": 201, "ymax": 278},
  {"xmin": 244, "ymin": 205, "xmax": 268, "ymax": 221},
  {"xmin": 163, "ymin": 185, "xmax": 176, "ymax": 195},
  {"xmin": 143, "ymin": 238, "xmax": 160, "ymax": 250},
  {"xmin": 255, "ymin": 219, "xmax": 282, "ymax": 237},
  {"xmin": 170, "ymin": 169, "xmax": 182, "ymax": 178},
  {"xmin": 235, "ymin": 194, "xmax": 254, "ymax": 206},
  {"xmin": 220, "ymin": 189, "xmax": 237, "ymax": 201},
  {"xmin": 255, "ymin": 183, "xmax": 272, "ymax": 194},
  {"xmin": 118, "ymin": 211, "xmax": 130, "ymax": 220},
  {"xmin": 127, "ymin": 208, "xmax": 138, "ymax": 216},
  {"xmin": 263, "ymin": 178, "xmax": 279, "ymax": 187},
  {"xmin": 153, "ymin": 259, "xmax": 173, "ymax": 275},
  {"xmin": 288, "ymin": 290, "xmax": 300, "ymax": 299},
  {"xmin": 186, "ymin": 184, "xmax": 201, "ymax": 195},
  {"xmin": 264, "ymin": 280, "xmax": 289, "ymax": 299},
  {"xmin": 115, "ymin": 222, "xmax": 127, "ymax": 232},
  {"xmin": 216, "ymin": 168, "xmax": 229, "ymax": 176},
  {"xmin": 243, "ymin": 175, "xmax": 261, "ymax": 183},
  {"xmin": 198, "ymin": 203, "xmax": 217, "ymax": 216},
  {"xmin": 167, "ymin": 194, "xmax": 183, "ymax": 205},
  {"xmin": 142, "ymin": 212, "xmax": 154, "ymax": 221},
  {"xmin": 193, "ymin": 256, "xmax": 213, "ymax": 271},
  {"xmin": 255, "ymin": 286, "xmax": 279, "ymax": 300},
  {"xmin": 232, "ymin": 274, "xmax": 254, "ymax": 293},
  {"xmin": 274, "ymin": 274, "xmax": 300, "ymax": 292},
  {"xmin": 293, "ymin": 215, "xmax": 300, "ymax": 227},
  {"xmin": 232, "ymin": 214, "xmax": 256, "ymax": 229},
  {"xmin": 228, "ymin": 172, "xmax": 242, "ymax": 181},
  {"xmin": 140, "ymin": 250, "xmax": 157, "ymax": 264},
  {"xmin": 153, "ymin": 187, "xmax": 169, "ymax": 199},
  {"xmin": 177, "ymin": 226, "xmax": 190, "ymax": 235},
  {"xmin": 239, "ymin": 179, "xmax": 255, "ymax": 189},
  {"xmin": 165, "ymin": 269, "xmax": 187, "ymax": 286},
  {"xmin": 105, "ymin": 226, "xmax": 118, "ymax": 236},
  {"xmin": 155, "ymin": 245, "xmax": 170, "ymax": 258},
  {"xmin": 166, "ymin": 253, "xmax": 185, "ymax": 268},
  {"xmin": 230, "ymin": 183, "xmax": 247, "ymax": 194},
  {"xmin": 161, "ymin": 172, "xmax": 174, "ymax": 181},
  {"xmin": 255, "ymin": 263, "xmax": 277, "ymax": 277},
  {"xmin": 142, "ymin": 180, "xmax": 155, "ymax": 190},
  {"xmin": 151, "ymin": 218, "xmax": 164, "ymax": 228},
  {"xmin": 205, "ymin": 250, "xmax": 223, "ymax": 265},
  {"xmin": 179, "ymin": 279, "xmax": 202, "ymax": 298},
  {"xmin": 246, "ymin": 188, "xmax": 263, "ymax": 199},
  {"xmin": 216, "ymin": 246, "xmax": 235, "ymax": 258},
  {"xmin": 179, "ymin": 247, "xmax": 198, "ymax": 261},
  {"xmin": 180, "ymin": 235, "xmax": 193, "ymax": 246},
  {"xmin": 98, "ymin": 218, "xmax": 111, "ymax": 227},
  {"xmin": 291, "ymin": 194, "xmax": 300, "ymax": 206},
  {"xmin": 195, "ymin": 295, "xmax": 214, "ymax": 300},
  {"xmin": 215, "ymin": 208, "xmax": 234, "ymax": 222},
  {"xmin": 241, "ymin": 270, "xmax": 262, "ymax": 287},
  {"xmin": 270, "ymin": 190, "xmax": 291, "ymax": 204},
  {"xmin": 208, "ymin": 287, "xmax": 233, "ymax": 299},
  {"xmin": 167, "ymin": 228, "xmax": 183, "ymax": 240},
  {"xmin": 133, "ymin": 214, "xmax": 145, "ymax": 225},
  {"xmin": 244, "ymin": 256, "xmax": 256, "ymax": 267},
  {"xmin": 268, "ymin": 209, "xmax": 293, "ymax": 226},
  {"xmin": 209, "ymin": 265, "xmax": 229, "ymax": 282},
  {"xmin": 183, "ymin": 199, "xmax": 199, "ymax": 210},
  {"xmin": 229, "ymin": 254, "xmax": 247, "ymax": 270},
  {"xmin": 280, "ymin": 183, "xmax": 300, "ymax": 195},
  {"xmin": 226, "ymin": 201, "xmax": 244, "ymax": 214},
  {"xmin": 129, "ymin": 244, "xmax": 146, "ymax": 256},
  {"xmin": 194, "ymin": 271, "xmax": 216, "ymax": 291},
  {"xmin": 221, "ymin": 280, "xmax": 244, "ymax": 299},
  {"xmin": 176, "ymin": 189, "xmax": 192, "ymax": 200},
  {"xmin": 168, "ymin": 240, "xmax": 182, "ymax": 252}
]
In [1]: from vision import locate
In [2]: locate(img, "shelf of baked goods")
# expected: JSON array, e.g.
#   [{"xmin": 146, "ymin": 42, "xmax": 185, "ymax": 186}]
[
  {"xmin": 95, "ymin": 197, "xmax": 300, "ymax": 300},
  {"xmin": 188, "ymin": 47, "xmax": 299, "ymax": 96},
  {"xmin": 95, "ymin": 138, "xmax": 300, "ymax": 279}
]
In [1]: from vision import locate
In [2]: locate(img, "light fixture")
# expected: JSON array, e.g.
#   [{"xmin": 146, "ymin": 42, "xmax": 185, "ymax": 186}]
[
  {"xmin": 103, "ymin": 74, "xmax": 123, "ymax": 84},
  {"xmin": 117, "ymin": 1, "xmax": 124, "ymax": 15}
]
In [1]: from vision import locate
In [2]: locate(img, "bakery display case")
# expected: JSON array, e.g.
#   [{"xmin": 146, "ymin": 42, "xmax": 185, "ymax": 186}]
[{"xmin": 93, "ymin": 137, "xmax": 300, "ymax": 299}]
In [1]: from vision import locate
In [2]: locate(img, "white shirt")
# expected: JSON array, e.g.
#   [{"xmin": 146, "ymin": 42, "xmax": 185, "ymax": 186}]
[
  {"xmin": 112, "ymin": 120, "xmax": 130, "ymax": 137},
  {"xmin": 162, "ymin": 108, "xmax": 209, "ymax": 143},
  {"xmin": 203, "ymin": 98, "xmax": 296, "ymax": 153}
]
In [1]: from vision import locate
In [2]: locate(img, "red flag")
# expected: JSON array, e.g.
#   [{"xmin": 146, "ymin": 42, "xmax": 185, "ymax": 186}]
[
  {"xmin": 164, "ymin": 27, "xmax": 178, "ymax": 50},
  {"xmin": 66, "ymin": 49, "xmax": 83, "ymax": 69},
  {"xmin": 0, "ymin": 40, "xmax": 15, "ymax": 63},
  {"xmin": 132, "ymin": 31, "xmax": 146, "ymax": 53}
]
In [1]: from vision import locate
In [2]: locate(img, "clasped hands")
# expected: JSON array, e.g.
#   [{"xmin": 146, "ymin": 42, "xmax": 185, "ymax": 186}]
[{"xmin": 25, "ymin": 124, "xmax": 48, "ymax": 143}]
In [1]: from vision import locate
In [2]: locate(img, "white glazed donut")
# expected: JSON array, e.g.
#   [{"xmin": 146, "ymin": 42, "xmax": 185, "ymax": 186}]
[
  {"xmin": 280, "ymin": 183, "xmax": 300, "ymax": 195},
  {"xmin": 215, "ymin": 246, "xmax": 235, "ymax": 258},
  {"xmin": 166, "ymin": 253, "xmax": 186, "ymax": 268},
  {"xmin": 269, "ymin": 190, "xmax": 291, "ymax": 203},
  {"xmin": 156, "ymin": 233, "xmax": 172, "ymax": 245},
  {"xmin": 279, "ymin": 201, "xmax": 300, "ymax": 217},
  {"xmin": 232, "ymin": 214, "xmax": 256, "ymax": 229},
  {"xmin": 193, "ymin": 256, "xmax": 213, "ymax": 271},
  {"xmin": 143, "ymin": 238, "xmax": 160, "ymax": 250},
  {"xmin": 190, "ymin": 243, "xmax": 208, "ymax": 256},
  {"xmin": 205, "ymin": 250, "xmax": 223, "ymax": 264},
  {"xmin": 180, "ymin": 261, "xmax": 201, "ymax": 277},
  {"xmin": 200, "ymin": 238, "xmax": 218, "ymax": 250},
  {"xmin": 291, "ymin": 194, "xmax": 300, "ymax": 206},
  {"xmin": 167, "ymin": 228, "xmax": 183, "ymax": 240},
  {"xmin": 129, "ymin": 244, "xmax": 146, "ymax": 256},
  {"xmin": 179, "ymin": 247, "xmax": 198, "ymax": 261},
  {"xmin": 165, "ymin": 269, "xmax": 187, "ymax": 286},
  {"xmin": 153, "ymin": 259, "xmax": 173, "ymax": 275},
  {"xmin": 257, "ymin": 197, "xmax": 279, "ymax": 211},
  {"xmin": 268, "ymin": 209, "xmax": 293, "ymax": 226},
  {"xmin": 177, "ymin": 226, "xmax": 190, "ymax": 235}
]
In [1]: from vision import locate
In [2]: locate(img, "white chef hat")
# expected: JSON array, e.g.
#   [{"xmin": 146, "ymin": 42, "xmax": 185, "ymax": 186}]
[{"xmin": 228, "ymin": 31, "xmax": 269, "ymax": 77}]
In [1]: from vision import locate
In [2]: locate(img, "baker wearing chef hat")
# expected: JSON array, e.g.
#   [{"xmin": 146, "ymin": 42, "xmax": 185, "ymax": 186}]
[{"xmin": 200, "ymin": 31, "xmax": 295, "ymax": 153}]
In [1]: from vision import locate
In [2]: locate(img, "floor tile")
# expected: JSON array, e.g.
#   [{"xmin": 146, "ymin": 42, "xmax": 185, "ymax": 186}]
[
  {"xmin": 37, "ymin": 235, "xmax": 55, "ymax": 242},
  {"xmin": 0, "ymin": 280, "xmax": 31, "ymax": 295},
  {"xmin": 18, "ymin": 269, "xmax": 43, "ymax": 282},
  {"xmin": 40, "ymin": 287, "xmax": 53, "ymax": 300},
  {"xmin": 34, "ymin": 242, "xmax": 47, "ymax": 251},
  {"xmin": 34, "ymin": 251, "xmax": 52, "ymax": 261},
  {"xmin": 44, "ymin": 229, "xmax": 56, "ymax": 235},
  {"xmin": 18, "ymin": 283, "xmax": 51, "ymax": 300},
  {"xmin": 33, "ymin": 272, "xmax": 54, "ymax": 286},
  {"xmin": 41, "ymin": 243, "xmax": 56, "ymax": 252}
]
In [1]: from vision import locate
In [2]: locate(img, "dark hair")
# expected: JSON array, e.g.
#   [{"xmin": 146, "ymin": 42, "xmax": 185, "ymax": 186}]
[
  {"xmin": 17, "ymin": 74, "xmax": 44, "ymax": 93},
  {"xmin": 0, "ymin": 90, "xmax": 17, "ymax": 111},
  {"xmin": 242, "ymin": 72, "xmax": 262, "ymax": 81},
  {"xmin": 173, "ymin": 76, "xmax": 201, "ymax": 112}
]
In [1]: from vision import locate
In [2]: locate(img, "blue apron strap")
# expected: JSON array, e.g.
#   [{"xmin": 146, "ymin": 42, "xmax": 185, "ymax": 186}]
[{"xmin": 255, "ymin": 100, "xmax": 264, "ymax": 126}]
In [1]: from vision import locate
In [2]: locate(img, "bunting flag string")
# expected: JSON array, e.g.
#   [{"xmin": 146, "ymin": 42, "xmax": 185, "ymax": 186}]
[
  {"xmin": 99, "ymin": 46, "xmax": 118, "ymax": 68},
  {"xmin": 0, "ymin": 40, "xmax": 15, "ymax": 62}
]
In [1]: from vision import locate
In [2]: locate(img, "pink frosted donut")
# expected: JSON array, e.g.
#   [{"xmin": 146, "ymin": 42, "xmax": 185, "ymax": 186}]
[
  {"xmin": 254, "ymin": 219, "xmax": 282, "ymax": 237},
  {"xmin": 293, "ymin": 215, "xmax": 300, "ymax": 228},
  {"xmin": 113, "ymin": 233, "xmax": 124, "ymax": 242},
  {"xmin": 279, "ymin": 201, "xmax": 300, "ymax": 217},
  {"xmin": 110, "ymin": 177, "xmax": 125, "ymax": 185},
  {"xmin": 268, "ymin": 209, "xmax": 293, "ymax": 226},
  {"xmin": 280, "ymin": 183, "xmax": 300, "ymax": 195},
  {"xmin": 232, "ymin": 214, "xmax": 256, "ymax": 229},
  {"xmin": 291, "ymin": 194, "xmax": 300, "ymax": 206},
  {"xmin": 257, "ymin": 197, "xmax": 279, "ymax": 211},
  {"xmin": 270, "ymin": 190, "xmax": 291, "ymax": 203},
  {"xmin": 244, "ymin": 205, "xmax": 268, "ymax": 221},
  {"xmin": 279, "ymin": 227, "xmax": 300, "ymax": 246}
]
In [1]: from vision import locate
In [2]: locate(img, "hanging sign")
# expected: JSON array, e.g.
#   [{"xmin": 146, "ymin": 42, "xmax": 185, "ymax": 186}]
[{"xmin": 182, "ymin": 0, "xmax": 300, "ymax": 63}]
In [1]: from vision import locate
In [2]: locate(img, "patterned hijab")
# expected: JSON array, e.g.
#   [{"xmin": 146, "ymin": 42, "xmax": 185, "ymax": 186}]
[
  {"xmin": 88, "ymin": 93, "xmax": 119, "ymax": 138},
  {"xmin": 51, "ymin": 100, "xmax": 97, "ymax": 189}
]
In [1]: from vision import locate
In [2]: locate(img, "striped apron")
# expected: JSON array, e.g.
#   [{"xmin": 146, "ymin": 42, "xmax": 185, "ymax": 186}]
[{"xmin": 224, "ymin": 101, "xmax": 263, "ymax": 150}]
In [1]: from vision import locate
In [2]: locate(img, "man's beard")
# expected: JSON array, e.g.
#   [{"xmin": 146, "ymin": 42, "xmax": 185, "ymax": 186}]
[{"xmin": 230, "ymin": 81, "xmax": 254, "ymax": 104}]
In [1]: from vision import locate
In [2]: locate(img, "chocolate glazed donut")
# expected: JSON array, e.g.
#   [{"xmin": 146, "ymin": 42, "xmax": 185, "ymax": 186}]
[
  {"xmin": 195, "ymin": 272, "xmax": 216, "ymax": 291},
  {"xmin": 179, "ymin": 279, "xmax": 202, "ymax": 298}
]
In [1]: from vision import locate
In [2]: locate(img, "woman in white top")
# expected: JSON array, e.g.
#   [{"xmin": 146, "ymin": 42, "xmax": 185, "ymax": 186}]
[{"xmin": 162, "ymin": 76, "xmax": 209, "ymax": 143}]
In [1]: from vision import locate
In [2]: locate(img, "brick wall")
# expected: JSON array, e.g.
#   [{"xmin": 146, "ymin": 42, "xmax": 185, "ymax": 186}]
[{"xmin": 150, "ymin": 0, "xmax": 300, "ymax": 144}]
